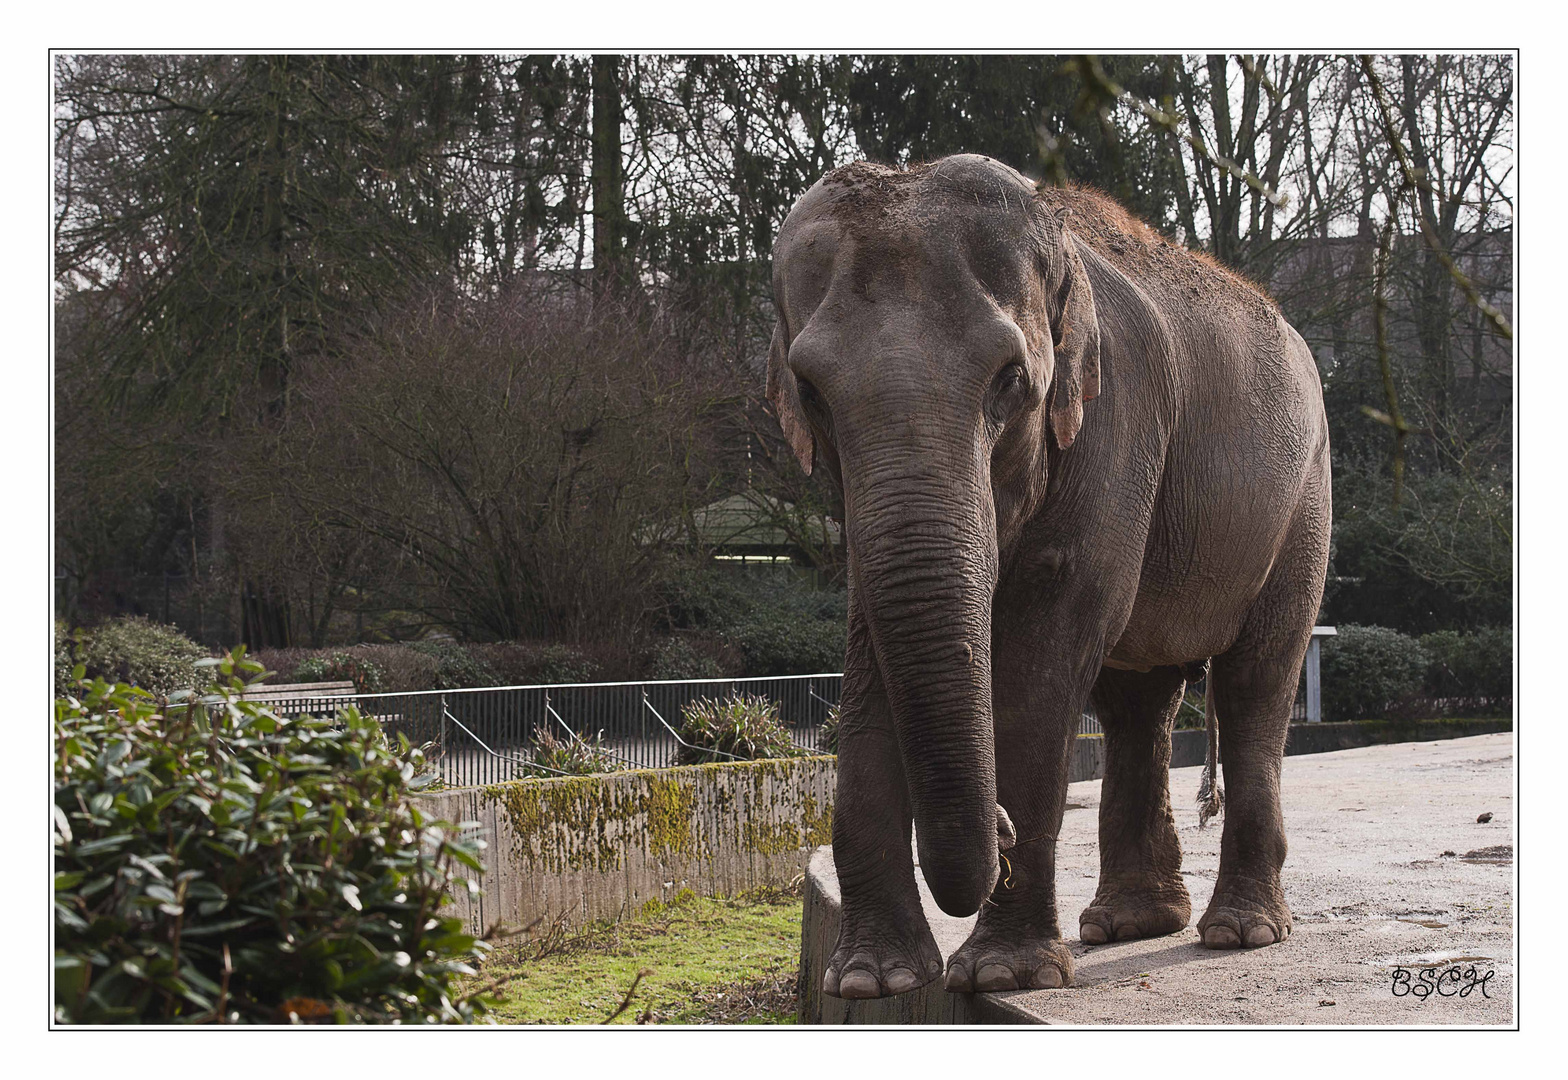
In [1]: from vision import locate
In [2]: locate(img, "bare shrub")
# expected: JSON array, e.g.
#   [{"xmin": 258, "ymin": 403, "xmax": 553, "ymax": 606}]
[{"xmin": 272, "ymin": 284, "xmax": 738, "ymax": 645}]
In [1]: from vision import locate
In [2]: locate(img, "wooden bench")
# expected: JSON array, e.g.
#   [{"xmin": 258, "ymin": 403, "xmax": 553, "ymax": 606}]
[
  {"xmin": 239, "ymin": 680, "xmax": 410, "ymax": 737},
  {"xmin": 239, "ymin": 680, "xmax": 358, "ymax": 706}
]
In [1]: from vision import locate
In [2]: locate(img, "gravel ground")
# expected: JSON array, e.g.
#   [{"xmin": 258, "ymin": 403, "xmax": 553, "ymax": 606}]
[{"xmin": 984, "ymin": 732, "xmax": 1516, "ymax": 1025}]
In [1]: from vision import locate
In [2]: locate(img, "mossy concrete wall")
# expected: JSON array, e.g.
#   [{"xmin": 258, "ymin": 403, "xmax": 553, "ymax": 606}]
[{"xmin": 417, "ymin": 756, "xmax": 837, "ymax": 935}]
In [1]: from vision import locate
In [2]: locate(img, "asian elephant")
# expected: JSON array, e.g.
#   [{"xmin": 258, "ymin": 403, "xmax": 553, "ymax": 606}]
[{"xmin": 767, "ymin": 155, "xmax": 1331, "ymax": 998}]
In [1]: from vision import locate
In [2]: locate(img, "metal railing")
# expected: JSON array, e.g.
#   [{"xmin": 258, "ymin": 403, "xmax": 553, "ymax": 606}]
[
  {"xmin": 257, "ymin": 674, "xmax": 846, "ymax": 788},
  {"xmin": 257, "ymin": 674, "xmax": 1253, "ymax": 786}
]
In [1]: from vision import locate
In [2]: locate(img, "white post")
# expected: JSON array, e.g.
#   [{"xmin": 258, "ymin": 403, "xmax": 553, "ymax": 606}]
[
  {"xmin": 1305, "ymin": 638, "xmax": 1322, "ymax": 723},
  {"xmin": 1305, "ymin": 626, "xmax": 1336, "ymax": 723}
]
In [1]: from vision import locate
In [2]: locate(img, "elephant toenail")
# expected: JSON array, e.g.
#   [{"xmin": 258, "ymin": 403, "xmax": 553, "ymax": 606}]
[
  {"xmin": 1029, "ymin": 966, "xmax": 1064, "ymax": 989},
  {"xmin": 838, "ymin": 969, "xmax": 882, "ymax": 998},
  {"xmin": 975, "ymin": 963, "xmax": 1018, "ymax": 991},
  {"xmin": 883, "ymin": 967, "xmax": 921, "ymax": 994},
  {"xmin": 944, "ymin": 965, "xmax": 974, "ymax": 992},
  {"xmin": 1080, "ymin": 923, "xmax": 1108, "ymax": 945},
  {"xmin": 1205, "ymin": 926, "xmax": 1241, "ymax": 948},
  {"xmin": 1244, "ymin": 925, "xmax": 1277, "ymax": 947},
  {"xmin": 1113, "ymin": 922, "xmax": 1141, "ymax": 941},
  {"xmin": 823, "ymin": 969, "xmax": 840, "ymax": 997}
]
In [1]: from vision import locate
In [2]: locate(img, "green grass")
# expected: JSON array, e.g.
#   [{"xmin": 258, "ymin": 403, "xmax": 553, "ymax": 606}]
[{"xmin": 466, "ymin": 888, "xmax": 803, "ymax": 1025}]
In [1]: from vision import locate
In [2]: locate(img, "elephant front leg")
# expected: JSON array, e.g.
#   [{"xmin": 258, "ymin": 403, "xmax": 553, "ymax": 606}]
[
  {"xmin": 1078, "ymin": 666, "xmax": 1192, "ymax": 944},
  {"xmin": 943, "ymin": 690, "xmax": 1078, "ymax": 992},
  {"xmin": 824, "ymin": 620, "xmax": 943, "ymax": 999}
]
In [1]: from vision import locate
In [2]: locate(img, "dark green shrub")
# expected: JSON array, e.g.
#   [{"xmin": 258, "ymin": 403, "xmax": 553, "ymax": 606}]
[
  {"xmin": 467, "ymin": 642, "xmax": 604, "ymax": 686},
  {"xmin": 291, "ymin": 651, "xmax": 388, "ymax": 694},
  {"xmin": 74, "ymin": 615, "xmax": 207, "ymax": 697},
  {"xmin": 647, "ymin": 637, "xmax": 724, "ymax": 680},
  {"xmin": 406, "ymin": 639, "xmax": 498, "ymax": 690},
  {"xmin": 676, "ymin": 693, "xmax": 808, "ymax": 765},
  {"xmin": 1419, "ymin": 626, "xmax": 1513, "ymax": 710},
  {"xmin": 656, "ymin": 564, "xmax": 847, "ymax": 677},
  {"xmin": 521, "ymin": 726, "xmax": 622, "ymax": 778},
  {"xmin": 529, "ymin": 644, "xmax": 601, "ymax": 684},
  {"xmin": 53, "ymin": 654, "xmax": 494, "ymax": 1024},
  {"xmin": 723, "ymin": 616, "xmax": 846, "ymax": 677},
  {"xmin": 55, "ymin": 619, "xmax": 74, "ymax": 697},
  {"xmin": 1319, "ymin": 624, "xmax": 1429, "ymax": 721}
]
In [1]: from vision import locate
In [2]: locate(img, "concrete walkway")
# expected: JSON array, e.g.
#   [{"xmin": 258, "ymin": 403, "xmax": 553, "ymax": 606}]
[{"xmin": 801, "ymin": 733, "xmax": 1515, "ymax": 1025}]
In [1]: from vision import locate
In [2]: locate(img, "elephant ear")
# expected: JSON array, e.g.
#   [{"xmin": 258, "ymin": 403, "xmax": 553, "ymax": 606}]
[
  {"xmin": 765, "ymin": 318, "xmax": 814, "ymax": 475},
  {"xmin": 1047, "ymin": 227, "xmax": 1102, "ymax": 450}
]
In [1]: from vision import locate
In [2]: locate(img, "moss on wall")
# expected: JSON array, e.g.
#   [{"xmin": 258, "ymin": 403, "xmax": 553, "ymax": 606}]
[{"xmin": 479, "ymin": 756, "xmax": 836, "ymax": 875}]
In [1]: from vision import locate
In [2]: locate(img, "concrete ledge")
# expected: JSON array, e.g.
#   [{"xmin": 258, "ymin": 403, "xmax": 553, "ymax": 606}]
[
  {"xmin": 800, "ymin": 734, "xmax": 1514, "ymax": 1025},
  {"xmin": 799, "ymin": 846, "xmax": 1038, "ymax": 1025},
  {"xmin": 417, "ymin": 756, "xmax": 836, "ymax": 934}
]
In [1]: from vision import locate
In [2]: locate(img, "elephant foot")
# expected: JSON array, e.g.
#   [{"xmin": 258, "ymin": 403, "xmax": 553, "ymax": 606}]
[
  {"xmin": 824, "ymin": 914, "xmax": 943, "ymax": 999},
  {"xmin": 944, "ymin": 925, "xmax": 1074, "ymax": 992},
  {"xmin": 1197, "ymin": 879, "xmax": 1292, "ymax": 949},
  {"xmin": 1079, "ymin": 881, "xmax": 1191, "ymax": 944}
]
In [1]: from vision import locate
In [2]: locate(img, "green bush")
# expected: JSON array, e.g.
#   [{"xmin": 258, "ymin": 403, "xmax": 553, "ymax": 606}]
[
  {"xmin": 407, "ymin": 639, "xmax": 499, "ymax": 690},
  {"xmin": 647, "ymin": 637, "xmax": 724, "ymax": 680},
  {"xmin": 676, "ymin": 693, "xmax": 808, "ymax": 765},
  {"xmin": 656, "ymin": 564, "xmax": 847, "ymax": 677},
  {"xmin": 73, "ymin": 615, "xmax": 208, "ymax": 697},
  {"xmin": 55, "ymin": 619, "xmax": 75, "ymax": 697},
  {"xmin": 53, "ymin": 654, "xmax": 494, "ymax": 1024},
  {"xmin": 1419, "ymin": 626, "xmax": 1513, "ymax": 710},
  {"xmin": 817, "ymin": 704, "xmax": 841, "ymax": 754},
  {"xmin": 521, "ymin": 726, "xmax": 622, "ymax": 778},
  {"xmin": 466, "ymin": 642, "xmax": 606, "ymax": 686},
  {"xmin": 528, "ymin": 644, "xmax": 601, "ymax": 684},
  {"xmin": 1319, "ymin": 624, "xmax": 1429, "ymax": 721},
  {"xmin": 723, "ymin": 616, "xmax": 846, "ymax": 677},
  {"xmin": 291, "ymin": 651, "xmax": 388, "ymax": 694}
]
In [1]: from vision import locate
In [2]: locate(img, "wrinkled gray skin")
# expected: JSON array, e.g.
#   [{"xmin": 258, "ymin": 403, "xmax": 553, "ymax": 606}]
[{"xmin": 767, "ymin": 156, "xmax": 1331, "ymax": 998}]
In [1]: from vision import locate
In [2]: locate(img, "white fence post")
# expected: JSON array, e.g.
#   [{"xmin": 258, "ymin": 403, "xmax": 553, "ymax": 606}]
[{"xmin": 1305, "ymin": 626, "xmax": 1336, "ymax": 723}]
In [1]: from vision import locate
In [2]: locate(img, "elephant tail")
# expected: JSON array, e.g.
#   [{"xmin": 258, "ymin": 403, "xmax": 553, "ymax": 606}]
[{"xmin": 1195, "ymin": 662, "xmax": 1224, "ymax": 828}]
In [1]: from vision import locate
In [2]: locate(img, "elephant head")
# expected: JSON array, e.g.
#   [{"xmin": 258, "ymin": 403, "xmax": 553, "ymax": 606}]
[{"xmin": 766, "ymin": 156, "xmax": 1101, "ymax": 916}]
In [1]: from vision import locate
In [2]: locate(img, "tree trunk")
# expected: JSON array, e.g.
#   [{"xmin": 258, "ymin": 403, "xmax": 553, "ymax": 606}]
[{"xmin": 591, "ymin": 54, "xmax": 625, "ymax": 293}]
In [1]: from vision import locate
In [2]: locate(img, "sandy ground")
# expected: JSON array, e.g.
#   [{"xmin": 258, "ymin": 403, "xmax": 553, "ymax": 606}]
[{"xmin": 928, "ymin": 732, "xmax": 1516, "ymax": 1025}]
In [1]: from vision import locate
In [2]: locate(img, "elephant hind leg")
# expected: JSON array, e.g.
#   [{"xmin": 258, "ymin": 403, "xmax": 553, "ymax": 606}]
[
  {"xmin": 1198, "ymin": 488, "xmax": 1329, "ymax": 950},
  {"xmin": 1079, "ymin": 665, "xmax": 1192, "ymax": 945}
]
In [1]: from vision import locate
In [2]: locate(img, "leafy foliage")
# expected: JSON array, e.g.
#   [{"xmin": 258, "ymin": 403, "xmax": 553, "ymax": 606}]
[
  {"xmin": 676, "ymin": 693, "xmax": 808, "ymax": 766},
  {"xmin": 291, "ymin": 651, "xmax": 388, "ymax": 694},
  {"xmin": 526, "ymin": 645, "xmax": 603, "ymax": 685},
  {"xmin": 53, "ymin": 653, "xmax": 494, "ymax": 1024},
  {"xmin": 406, "ymin": 639, "xmax": 500, "ymax": 691},
  {"xmin": 55, "ymin": 619, "xmax": 75, "ymax": 698},
  {"xmin": 1419, "ymin": 626, "xmax": 1513, "ymax": 711},
  {"xmin": 72, "ymin": 616, "xmax": 208, "ymax": 697},
  {"xmin": 522, "ymin": 726, "xmax": 623, "ymax": 779},
  {"xmin": 1319, "ymin": 624, "xmax": 1429, "ymax": 722},
  {"xmin": 817, "ymin": 705, "xmax": 841, "ymax": 755},
  {"xmin": 647, "ymin": 637, "xmax": 724, "ymax": 680},
  {"xmin": 658, "ymin": 566, "xmax": 847, "ymax": 677}
]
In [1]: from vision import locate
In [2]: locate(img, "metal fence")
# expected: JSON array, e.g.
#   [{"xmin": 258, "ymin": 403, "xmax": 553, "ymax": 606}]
[
  {"xmin": 262, "ymin": 674, "xmax": 1107, "ymax": 787},
  {"xmin": 257, "ymin": 673, "xmax": 1323, "ymax": 787},
  {"xmin": 260, "ymin": 674, "xmax": 847, "ymax": 788}
]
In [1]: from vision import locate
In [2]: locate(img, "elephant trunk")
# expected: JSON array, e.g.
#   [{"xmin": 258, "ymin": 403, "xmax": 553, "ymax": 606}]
[{"xmin": 846, "ymin": 454, "xmax": 1000, "ymax": 917}]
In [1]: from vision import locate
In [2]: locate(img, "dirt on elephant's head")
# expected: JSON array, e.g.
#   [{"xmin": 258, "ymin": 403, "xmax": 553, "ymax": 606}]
[{"xmin": 820, "ymin": 160, "xmax": 928, "ymax": 224}]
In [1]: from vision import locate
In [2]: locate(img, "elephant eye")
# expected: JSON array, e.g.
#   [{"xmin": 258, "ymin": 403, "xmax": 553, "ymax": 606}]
[
  {"xmin": 987, "ymin": 363, "xmax": 1029, "ymax": 428},
  {"xmin": 995, "ymin": 364, "xmax": 1026, "ymax": 393},
  {"xmin": 796, "ymin": 376, "xmax": 834, "ymax": 434}
]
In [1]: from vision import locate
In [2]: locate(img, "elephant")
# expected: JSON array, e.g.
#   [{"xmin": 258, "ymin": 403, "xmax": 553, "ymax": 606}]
[{"xmin": 766, "ymin": 155, "xmax": 1331, "ymax": 998}]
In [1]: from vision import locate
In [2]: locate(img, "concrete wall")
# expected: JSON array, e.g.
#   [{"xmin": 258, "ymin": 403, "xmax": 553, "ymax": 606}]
[{"xmin": 416, "ymin": 756, "xmax": 836, "ymax": 935}]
